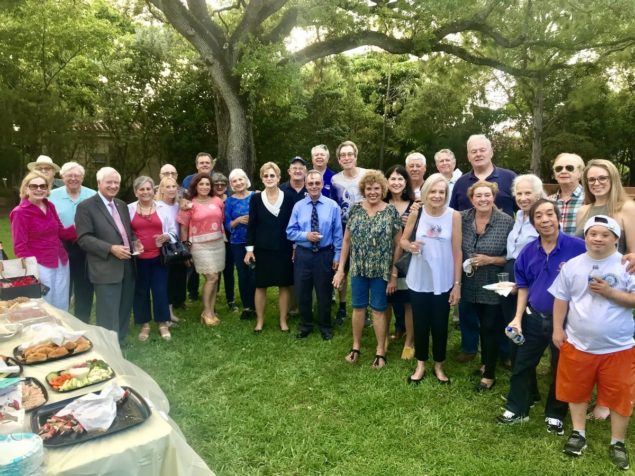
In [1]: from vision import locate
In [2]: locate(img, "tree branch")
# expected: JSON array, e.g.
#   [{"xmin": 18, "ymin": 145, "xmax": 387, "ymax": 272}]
[
  {"xmin": 186, "ymin": 0, "xmax": 227, "ymax": 47},
  {"xmin": 230, "ymin": 0, "xmax": 288, "ymax": 47},
  {"xmin": 261, "ymin": 6, "xmax": 299, "ymax": 45}
]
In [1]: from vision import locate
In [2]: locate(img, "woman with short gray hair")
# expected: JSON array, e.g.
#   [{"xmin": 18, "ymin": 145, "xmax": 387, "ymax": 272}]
[{"xmin": 128, "ymin": 176, "xmax": 177, "ymax": 341}]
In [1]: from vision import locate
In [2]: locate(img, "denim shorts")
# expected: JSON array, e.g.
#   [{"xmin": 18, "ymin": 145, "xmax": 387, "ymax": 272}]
[{"xmin": 351, "ymin": 276, "xmax": 388, "ymax": 312}]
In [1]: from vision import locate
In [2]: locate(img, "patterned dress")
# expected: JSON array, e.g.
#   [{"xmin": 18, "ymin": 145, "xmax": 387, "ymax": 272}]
[{"xmin": 346, "ymin": 203, "xmax": 402, "ymax": 281}]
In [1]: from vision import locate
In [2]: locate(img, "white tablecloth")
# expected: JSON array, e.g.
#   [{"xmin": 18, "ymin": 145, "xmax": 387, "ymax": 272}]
[{"xmin": 0, "ymin": 302, "xmax": 213, "ymax": 476}]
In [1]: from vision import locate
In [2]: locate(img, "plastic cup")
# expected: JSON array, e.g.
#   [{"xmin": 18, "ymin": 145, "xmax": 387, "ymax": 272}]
[{"xmin": 497, "ymin": 272, "xmax": 509, "ymax": 283}]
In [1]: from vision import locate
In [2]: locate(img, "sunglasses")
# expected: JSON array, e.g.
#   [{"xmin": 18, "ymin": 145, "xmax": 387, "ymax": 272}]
[
  {"xmin": 262, "ymin": 174, "xmax": 277, "ymax": 179},
  {"xmin": 553, "ymin": 165, "xmax": 576, "ymax": 173},
  {"xmin": 214, "ymin": 183, "xmax": 227, "ymax": 187},
  {"xmin": 28, "ymin": 183, "xmax": 48, "ymax": 190}
]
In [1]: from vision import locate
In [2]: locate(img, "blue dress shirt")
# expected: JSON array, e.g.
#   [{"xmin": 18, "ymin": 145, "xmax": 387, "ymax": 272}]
[{"xmin": 286, "ymin": 195, "xmax": 343, "ymax": 263}]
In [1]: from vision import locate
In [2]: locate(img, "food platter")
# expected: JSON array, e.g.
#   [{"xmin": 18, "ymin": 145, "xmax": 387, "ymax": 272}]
[
  {"xmin": 0, "ymin": 355, "xmax": 22, "ymax": 377},
  {"xmin": 22, "ymin": 377, "xmax": 48, "ymax": 412},
  {"xmin": 46, "ymin": 359, "xmax": 116, "ymax": 393},
  {"xmin": 13, "ymin": 337, "xmax": 93, "ymax": 365},
  {"xmin": 30, "ymin": 386, "xmax": 151, "ymax": 448}
]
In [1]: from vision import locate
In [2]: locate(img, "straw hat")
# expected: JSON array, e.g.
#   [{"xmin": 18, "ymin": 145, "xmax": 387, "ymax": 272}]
[{"xmin": 27, "ymin": 155, "xmax": 61, "ymax": 173}]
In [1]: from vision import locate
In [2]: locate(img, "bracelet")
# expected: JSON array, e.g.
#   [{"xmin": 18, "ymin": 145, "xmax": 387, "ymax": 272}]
[{"xmin": 454, "ymin": 281, "xmax": 461, "ymax": 286}]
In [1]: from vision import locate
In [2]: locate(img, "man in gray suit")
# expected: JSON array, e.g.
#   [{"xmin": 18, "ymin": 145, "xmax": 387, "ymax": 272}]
[{"xmin": 75, "ymin": 167, "xmax": 136, "ymax": 344}]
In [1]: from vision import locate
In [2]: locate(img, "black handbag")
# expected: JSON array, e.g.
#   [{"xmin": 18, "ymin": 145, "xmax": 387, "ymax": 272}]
[
  {"xmin": 394, "ymin": 207, "xmax": 422, "ymax": 277},
  {"xmin": 160, "ymin": 236, "xmax": 192, "ymax": 266}
]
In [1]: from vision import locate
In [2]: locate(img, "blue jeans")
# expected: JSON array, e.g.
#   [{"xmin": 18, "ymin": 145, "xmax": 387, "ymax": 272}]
[
  {"xmin": 351, "ymin": 276, "xmax": 388, "ymax": 312},
  {"xmin": 133, "ymin": 256, "xmax": 169, "ymax": 324},
  {"xmin": 231, "ymin": 244, "xmax": 256, "ymax": 309}
]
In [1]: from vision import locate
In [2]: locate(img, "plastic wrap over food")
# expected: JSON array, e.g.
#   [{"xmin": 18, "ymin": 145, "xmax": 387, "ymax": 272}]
[
  {"xmin": 18, "ymin": 324, "xmax": 85, "ymax": 349},
  {"xmin": 55, "ymin": 381, "xmax": 126, "ymax": 432}
]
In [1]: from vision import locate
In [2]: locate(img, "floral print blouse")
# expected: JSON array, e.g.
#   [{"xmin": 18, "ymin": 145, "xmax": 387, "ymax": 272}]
[{"xmin": 346, "ymin": 203, "xmax": 402, "ymax": 281}]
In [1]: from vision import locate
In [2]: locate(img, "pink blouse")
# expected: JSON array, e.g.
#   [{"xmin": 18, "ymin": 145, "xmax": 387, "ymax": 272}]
[
  {"xmin": 9, "ymin": 198, "xmax": 76, "ymax": 268},
  {"xmin": 177, "ymin": 198, "xmax": 224, "ymax": 243}
]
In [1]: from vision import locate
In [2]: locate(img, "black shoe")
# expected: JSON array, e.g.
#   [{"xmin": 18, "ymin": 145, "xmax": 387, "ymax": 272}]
[
  {"xmin": 240, "ymin": 309, "xmax": 255, "ymax": 320},
  {"xmin": 545, "ymin": 418, "xmax": 564, "ymax": 436},
  {"xmin": 609, "ymin": 442, "xmax": 630, "ymax": 470},
  {"xmin": 321, "ymin": 332, "xmax": 333, "ymax": 341},
  {"xmin": 563, "ymin": 431, "xmax": 587, "ymax": 456},
  {"xmin": 228, "ymin": 302, "xmax": 239, "ymax": 313},
  {"xmin": 496, "ymin": 411, "xmax": 528, "ymax": 425},
  {"xmin": 407, "ymin": 375, "xmax": 424, "ymax": 385},
  {"xmin": 334, "ymin": 308, "xmax": 346, "ymax": 326},
  {"xmin": 475, "ymin": 380, "xmax": 496, "ymax": 392},
  {"xmin": 296, "ymin": 331, "xmax": 311, "ymax": 339}
]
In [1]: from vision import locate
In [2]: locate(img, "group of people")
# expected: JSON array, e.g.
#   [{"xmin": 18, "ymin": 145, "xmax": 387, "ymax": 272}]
[{"xmin": 8, "ymin": 135, "xmax": 635, "ymax": 470}]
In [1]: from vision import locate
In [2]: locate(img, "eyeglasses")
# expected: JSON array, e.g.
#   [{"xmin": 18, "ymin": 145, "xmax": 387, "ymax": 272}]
[
  {"xmin": 28, "ymin": 183, "xmax": 48, "ymax": 190},
  {"xmin": 587, "ymin": 175, "xmax": 610, "ymax": 185},
  {"xmin": 339, "ymin": 152, "xmax": 355, "ymax": 158},
  {"xmin": 262, "ymin": 174, "xmax": 277, "ymax": 179},
  {"xmin": 161, "ymin": 171, "xmax": 177, "ymax": 176},
  {"xmin": 306, "ymin": 181, "xmax": 322, "ymax": 186},
  {"xmin": 35, "ymin": 167, "xmax": 53, "ymax": 172},
  {"xmin": 214, "ymin": 183, "xmax": 227, "ymax": 187},
  {"xmin": 554, "ymin": 165, "xmax": 576, "ymax": 173}
]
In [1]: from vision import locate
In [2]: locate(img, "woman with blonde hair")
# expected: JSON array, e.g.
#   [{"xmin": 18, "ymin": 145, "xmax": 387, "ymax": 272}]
[
  {"xmin": 10, "ymin": 171, "xmax": 76, "ymax": 310},
  {"xmin": 401, "ymin": 173, "xmax": 462, "ymax": 383},
  {"xmin": 333, "ymin": 170, "xmax": 403, "ymax": 368},
  {"xmin": 244, "ymin": 162, "xmax": 295, "ymax": 333},
  {"xmin": 576, "ymin": 159, "xmax": 635, "ymax": 254},
  {"xmin": 156, "ymin": 176, "xmax": 187, "ymax": 323}
]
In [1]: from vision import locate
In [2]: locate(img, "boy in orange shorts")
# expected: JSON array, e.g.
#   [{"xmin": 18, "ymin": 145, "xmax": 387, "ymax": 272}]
[{"xmin": 549, "ymin": 215, "xmax": 635, "ymax": 470}]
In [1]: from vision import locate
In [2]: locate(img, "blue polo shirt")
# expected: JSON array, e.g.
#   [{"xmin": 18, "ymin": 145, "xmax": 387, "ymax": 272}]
[
  {"xmin": 449, "ymin": 166, "xmax": 517, "ymax": 216},
  {"xmin": 49, "ymin": 185, "xmax": 97, "ymax": 227},
  {"xmin": 514, "ymin": 232, "xmax": 586, "ymax": 314}
]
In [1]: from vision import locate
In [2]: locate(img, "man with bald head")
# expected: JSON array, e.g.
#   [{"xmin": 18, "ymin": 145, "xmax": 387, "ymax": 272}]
[
  {"xmin": 157, "ymin": 163, "xmax": 186, "ymax": 198},
  {"xmin": 449, "ymin": 134, "xmax": 516, "ymax": 216}
]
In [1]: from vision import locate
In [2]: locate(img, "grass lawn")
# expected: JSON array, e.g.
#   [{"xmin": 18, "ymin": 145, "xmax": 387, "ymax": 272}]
[{"xmin": 1, "ymin": 216, "xmax": 629, "ymax": 474}]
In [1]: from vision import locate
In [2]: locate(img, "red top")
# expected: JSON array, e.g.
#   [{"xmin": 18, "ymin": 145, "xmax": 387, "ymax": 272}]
[
  {"xmin": 131, "ymin": 211, "xmax": 162, "ymax": 259},
  {"xmin": 9, "ymin": 198, "xmax": 76, "ymax": 268}
]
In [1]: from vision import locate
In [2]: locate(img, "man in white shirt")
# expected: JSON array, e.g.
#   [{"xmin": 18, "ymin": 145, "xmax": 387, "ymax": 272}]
[
  {"xmin": 434, "ymin": 149, "xmax": 462, "ymax": 197},
  {"xmin": 330, "ymin": 141, "xmax": 367, "ymax": 325},
  {"xmin": 405, "ymin": 152, "xmax": 426, "ymax": 200}
]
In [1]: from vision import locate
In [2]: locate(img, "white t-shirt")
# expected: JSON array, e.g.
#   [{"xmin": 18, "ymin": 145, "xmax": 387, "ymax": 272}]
[
  {"xmin": 548, "ymin": 252, "xmax": 635, "ymax": 354},
  {"xmin": 330, "ymin": 168, "xmax": 367, "ymax": 225},
  {"xmin": 406, "ymin": 207, "xmax": 455, "ymax": 294}
]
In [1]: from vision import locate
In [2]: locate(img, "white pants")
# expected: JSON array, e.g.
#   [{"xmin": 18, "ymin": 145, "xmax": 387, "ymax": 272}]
[{"xmin": 38, "ymin": 260, "xmax": 70, "ymax": 311}]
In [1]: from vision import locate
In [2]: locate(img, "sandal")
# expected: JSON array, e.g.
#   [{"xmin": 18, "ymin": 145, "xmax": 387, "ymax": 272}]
[
  {"xmin": 371, "ymin": 354, "xmax": 387, "ymax": 369},
  {"xmin": 344, "ymin": 349, "xmax": 361, "ymax": 363},
  {"xmin": 159, "ymin": 324, "xmax": 172, "ymax": 341},
  {"xmin": 201, "ymin": 312, "xmax": 220, "ymax": 327},
  {"xmin": 138, "ymin": 324, "xmax": 150, "ymax": 342}
]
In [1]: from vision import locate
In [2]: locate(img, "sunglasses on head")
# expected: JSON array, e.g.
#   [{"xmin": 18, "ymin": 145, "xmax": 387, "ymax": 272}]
[{"xmin": 553, "ymin": 165, "xmax": 575, "ymax": 173}]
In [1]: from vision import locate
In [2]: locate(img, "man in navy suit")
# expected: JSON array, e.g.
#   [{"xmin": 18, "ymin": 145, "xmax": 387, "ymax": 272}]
[{"xmin": 75, "ymin": 167, "xmax": 136, "ymax": 344}]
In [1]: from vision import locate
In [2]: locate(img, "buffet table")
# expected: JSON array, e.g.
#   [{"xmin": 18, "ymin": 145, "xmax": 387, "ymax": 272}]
[{"xmin": 0, "ymin": 301, "xmax": 214, "ymax": 476}]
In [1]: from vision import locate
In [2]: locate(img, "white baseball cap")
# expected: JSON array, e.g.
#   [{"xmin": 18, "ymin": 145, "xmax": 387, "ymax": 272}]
[{"xmin": 583, "ymin": 214, "xmax": 621, "ymax": 238}]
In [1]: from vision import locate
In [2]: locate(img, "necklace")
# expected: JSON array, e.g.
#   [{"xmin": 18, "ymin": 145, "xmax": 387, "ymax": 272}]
[{"xmin": 137, "ymin": 203, "xmax": 155, "ymax": 220}]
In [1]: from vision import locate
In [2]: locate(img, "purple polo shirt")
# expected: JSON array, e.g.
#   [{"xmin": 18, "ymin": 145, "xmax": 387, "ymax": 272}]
[
  {"xmin": 449, "ymin": 166, "xmax": 517, "ymax": 216},
  {"xmin": 514, "ymin": 232, "xmax": 586, "ymax": 314}
]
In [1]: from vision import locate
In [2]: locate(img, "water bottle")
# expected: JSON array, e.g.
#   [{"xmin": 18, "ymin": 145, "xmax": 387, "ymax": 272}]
[
  {"xmin": 588, "ymin": 264, "xmax": 602, "ymax": 283},
  {"xmin": 505, "ymin": 326, "xmax": 525, "ymax": 345}
]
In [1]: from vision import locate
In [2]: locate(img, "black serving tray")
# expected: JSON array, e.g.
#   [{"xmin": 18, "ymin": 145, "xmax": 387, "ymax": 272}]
[
  {"xmin": 13, "ymin": 338, "xmax": 93, "ymax": 365},
  {"xmin": 0, "ymin": 355, "xmax": 22, "ymax": 377},
  {"xmin": 22, "ymin": 377, "xmax": 48, "ymax": 412},
  {"xmin": 31, "ymin": 386, "xmax": 151, "ymax": 448},
  {"xmin": 45, "ymin": 360, "xmax": 116, "ymax": 393}
]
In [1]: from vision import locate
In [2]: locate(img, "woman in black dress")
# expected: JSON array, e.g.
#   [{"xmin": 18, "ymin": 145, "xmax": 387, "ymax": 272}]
[{"xmin": 244, "ymin": 162, "xmax": 294, "ymax": 333}]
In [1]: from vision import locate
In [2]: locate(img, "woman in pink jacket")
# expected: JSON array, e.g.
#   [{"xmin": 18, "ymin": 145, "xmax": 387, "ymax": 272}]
[{"xmin": 10, "ymin": 171, "xmax": 76, "ymax": 310}]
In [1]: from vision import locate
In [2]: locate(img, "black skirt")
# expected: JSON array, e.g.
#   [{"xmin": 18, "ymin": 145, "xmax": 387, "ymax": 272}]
[{"xmin": 254, "ymin": 248, "xmax": 294, "ymax": 288}]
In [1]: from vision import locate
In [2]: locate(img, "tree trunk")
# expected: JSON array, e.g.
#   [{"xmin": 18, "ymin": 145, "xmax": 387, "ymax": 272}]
[
  {"xmin": 211, "ymin": 79, "xmax": 253, "ymax": 175},
  {"xmin": 530, "ymin": 76, "xmax": 544, "ymax": 177}
]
